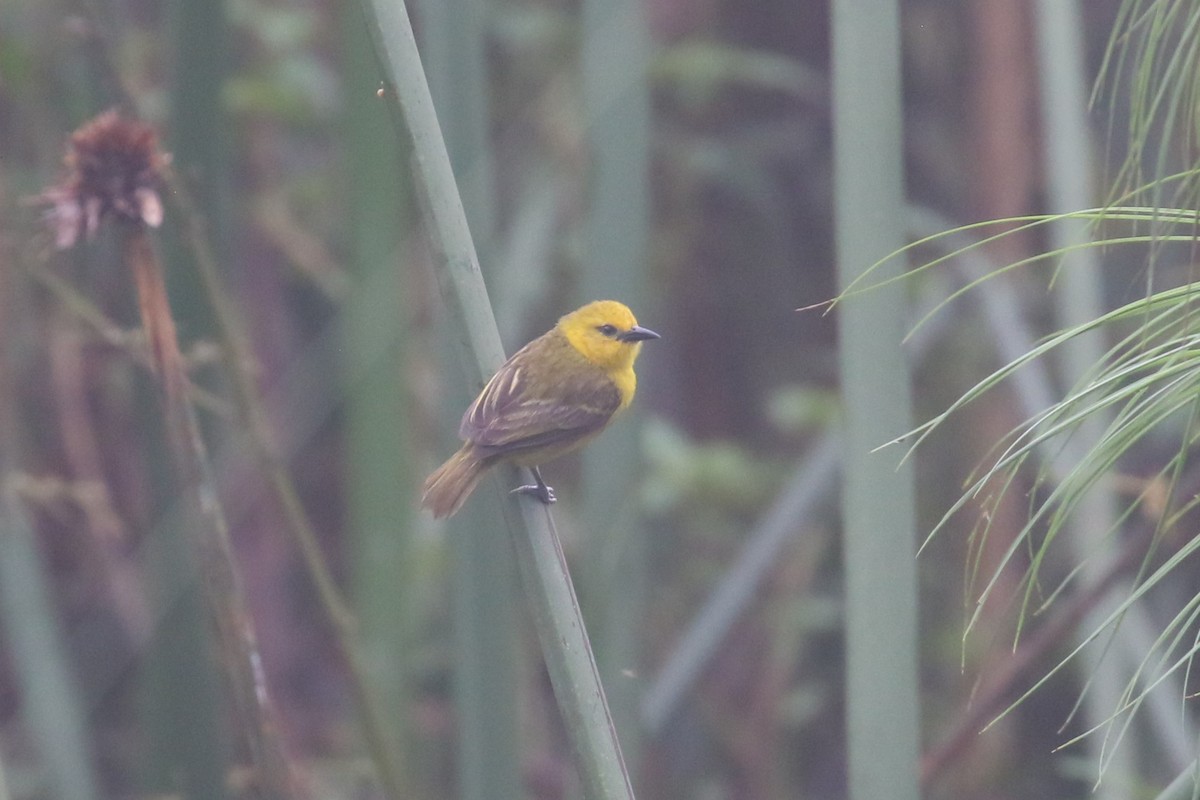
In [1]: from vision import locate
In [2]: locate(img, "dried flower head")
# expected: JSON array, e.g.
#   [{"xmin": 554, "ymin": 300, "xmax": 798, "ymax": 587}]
[{"xmin": 38, "ymin": 109, "xmax": 169, "ymax": 249}]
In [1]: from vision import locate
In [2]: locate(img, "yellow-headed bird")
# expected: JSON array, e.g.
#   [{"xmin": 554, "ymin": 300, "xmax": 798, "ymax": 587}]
[{"xmin": 421, "ymin": 300, "xmax": 659, "ymax": 518}]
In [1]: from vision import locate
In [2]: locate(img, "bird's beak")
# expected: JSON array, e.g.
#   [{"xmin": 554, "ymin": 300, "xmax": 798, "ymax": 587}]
[{"xmin": 619, "ymin": 325, "xmax": 661, "ymax": 343}]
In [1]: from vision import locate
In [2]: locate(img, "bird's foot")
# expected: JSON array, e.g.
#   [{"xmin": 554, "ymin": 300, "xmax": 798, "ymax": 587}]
[
  {"xmin": 511, "ymin": 482, "xmax": 556, "ymax": 505},
  {"xmin": 511, "ymin": 468, "xmax": 556, "ymax": 505}
]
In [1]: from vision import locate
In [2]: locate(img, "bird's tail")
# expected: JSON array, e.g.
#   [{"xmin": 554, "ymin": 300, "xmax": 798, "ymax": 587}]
[{"xmin": 421, "ymin": 445, "xmax": 487, "ymax": 519}]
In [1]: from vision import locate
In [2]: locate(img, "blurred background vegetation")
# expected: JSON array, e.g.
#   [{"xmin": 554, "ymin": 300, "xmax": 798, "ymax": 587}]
[{"xmin": 2, "ymin": 0, "xmax": 1199, "ymax": 798}]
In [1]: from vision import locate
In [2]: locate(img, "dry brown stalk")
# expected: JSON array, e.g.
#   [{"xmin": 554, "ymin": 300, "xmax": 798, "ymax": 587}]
[{"xmin": 38, "ymin": 110, "xmax": 302, "ymax": 798}]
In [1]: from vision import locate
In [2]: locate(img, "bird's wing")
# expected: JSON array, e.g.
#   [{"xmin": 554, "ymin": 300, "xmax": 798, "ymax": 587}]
[{"xmin": 460, "ymin": 352, "xmax": 621, "ymax": 453}]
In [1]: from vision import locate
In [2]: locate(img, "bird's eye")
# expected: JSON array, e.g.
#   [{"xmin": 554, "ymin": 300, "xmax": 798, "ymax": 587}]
[{"xmin": 597, "ymin": 324, "xmax": 618, "ymax": 338}]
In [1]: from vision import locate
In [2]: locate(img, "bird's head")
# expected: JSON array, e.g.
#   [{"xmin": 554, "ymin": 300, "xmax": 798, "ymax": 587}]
[{"xmin": 557, "ymin": 300, "xmax": 660, "ymax": 372}]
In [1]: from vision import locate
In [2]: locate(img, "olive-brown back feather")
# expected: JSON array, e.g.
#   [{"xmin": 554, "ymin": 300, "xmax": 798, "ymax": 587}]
[{"xmin": 461, "ymin": 329, "xmax": 622, "ymax": 461}]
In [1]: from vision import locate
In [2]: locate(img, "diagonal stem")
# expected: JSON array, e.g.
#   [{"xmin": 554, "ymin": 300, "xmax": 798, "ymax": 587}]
[{"xmin": 358, "ymin": 0, "xmax": 635, "ymax": 795}]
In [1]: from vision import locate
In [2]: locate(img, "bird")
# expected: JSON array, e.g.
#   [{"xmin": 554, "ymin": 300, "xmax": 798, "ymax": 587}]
[{"xmin": 421, "ymin": 300, "xmax": 660, "ymax": 518}]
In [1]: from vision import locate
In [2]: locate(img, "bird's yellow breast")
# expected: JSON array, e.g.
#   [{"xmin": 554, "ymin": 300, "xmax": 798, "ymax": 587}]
[{"xmin": 608, "ymin": 365, "xmax": 637, "ymax": 410}]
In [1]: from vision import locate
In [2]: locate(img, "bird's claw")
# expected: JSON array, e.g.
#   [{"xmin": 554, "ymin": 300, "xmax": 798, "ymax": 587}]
[{"xmin": 511, "ymin": 483, "xmax": 556, "ymax": 505}]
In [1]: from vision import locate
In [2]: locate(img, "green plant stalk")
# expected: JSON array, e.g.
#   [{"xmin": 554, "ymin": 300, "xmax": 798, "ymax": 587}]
[
  {"xmin": 164, "ymin": 168, "xmax": 411, "ymax": 800},
  {"xmin": 831, "ymin": 1, "xmax": 920, "ymax": 799},
  {"xmin": 0, "ymin": 255, "xmax": 98, "ymax": 800},
  {"xmin": 447, "ymin": 491, "xmax": 521, "ymax": 800},
  {"xmin": 166, "ymin": 0, "xmax": 227, "ymax": 341},
  {"xmin": 342, "ymin": 2, "xmax": 424, "ymax": 795},
  {"xmin": 504, "ymin": 492, "xmax": 635, "ymax": 798},
  {"xmin": 140, "ymin": 463, "xmax": 226, "ymax": 800},
  {"xmin": 151, "ymin": 1, "xmax": 231, "ymax": 791},
  {"xmin": 580, "ymin": 0, "xmax": 653, "ymax": 762},
  {"xmin": 1035, "ymin": 2, "xmax": 1136, "ymax": 792},
  {"xmin": 0, "ymin": 495, "xmax": 99, "ymax": 800},
  {"xmin": 414, "ymin": 0, "xmax": 522, "ymax": 795},
  {"xmin": 358, "ymin": 0, "xmax": 635, "ymax": 796},
  {"xmin": 1155, "ymin": 760, "xmax": 1199, "ymax": 800},
  {"xmin": 415, "ymin": 0, "xmax": 496, "ymax": 249},
  {"xmin": 0, "ymin": 744, "xmax": 9, "ymax": 800}
]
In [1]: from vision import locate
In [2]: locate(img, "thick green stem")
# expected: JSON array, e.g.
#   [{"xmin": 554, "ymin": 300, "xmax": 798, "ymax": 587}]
[
  {"xmin": 164, "ymin": 165, "xmax": 411, "ymax": 800},
  {"xmin": 831, "ymin": 1, "xmax": 920, "ymax": 799},
  {"xmin": 413, "ymin": 0, "xmax": 522, "ymax": 794},
  {"xmin": 358, "ymin": 1, "xmax": 635, "ymax": 796},
  {"xmin": 580, "ymin": 0, "xmax": 654, "ymax": 765}
]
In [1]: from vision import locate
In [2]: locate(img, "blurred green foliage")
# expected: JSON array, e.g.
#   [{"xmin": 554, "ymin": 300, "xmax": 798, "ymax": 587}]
[{"xmin": 2, "ymin": 0, "xmax": 1194, "ymax": 798}]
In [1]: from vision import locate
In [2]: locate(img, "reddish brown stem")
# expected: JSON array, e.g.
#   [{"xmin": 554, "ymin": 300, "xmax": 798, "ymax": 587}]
[
  {"xmin": 128, "ymin": 227, "xmax": 185, "ymax": 402},
  {"xmin": 124, "ymin": 225, "xmax": 301, "ymax": 798}
]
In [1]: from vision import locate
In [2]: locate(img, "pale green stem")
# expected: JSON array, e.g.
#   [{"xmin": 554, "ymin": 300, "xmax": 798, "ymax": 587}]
[
  {"xmin": 831, "ymin": 1, "xmax": 920, "ymax": 800},
  {"xmin": 358, "ymin": 0, "xmax": 635, "ymax": 796}
]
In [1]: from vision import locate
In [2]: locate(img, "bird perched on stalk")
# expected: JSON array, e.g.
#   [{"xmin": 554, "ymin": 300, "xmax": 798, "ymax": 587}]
[{"xmin": 421, "ymin": 300, "xmax": 660, "ymax": 518}]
